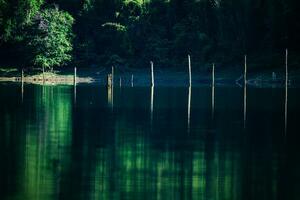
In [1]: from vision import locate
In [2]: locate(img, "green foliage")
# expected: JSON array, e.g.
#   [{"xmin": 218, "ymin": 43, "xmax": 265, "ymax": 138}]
[
  {"xmin": 26, "ymin": 7, "xmax": 74, "ymax": 69},
  {"xmin": 102, "ymin": 22, "xmax": 127, "ymax": 32},
  {"xmin": 0, "ymin": 0, "xmax": 44, "ymax": 42},
  {"xmin": 17, "ymin": 0, "xmax": 44, "ymax": 24},
  {"xmin": 0, "ymin": 0, "xmax": 300, "ymax": 69}
]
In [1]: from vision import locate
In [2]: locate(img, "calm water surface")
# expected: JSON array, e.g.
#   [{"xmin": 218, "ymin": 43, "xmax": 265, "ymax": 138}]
[{"xmin": 0, "ymin": 83, "xmax": 299, "ymax": 200}]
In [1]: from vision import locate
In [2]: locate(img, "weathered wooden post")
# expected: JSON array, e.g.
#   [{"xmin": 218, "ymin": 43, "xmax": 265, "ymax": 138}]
[
  {"xmin": 42, "ymin": 66, "xmax": 45, "ymax": 84},
  {"xmin": 107, "ymin": 81, "xmax": 112, "ymax": 106},
  {"xmin": 212, "ymin": 63, "xmax": 215, "ymax": 120},
  {"xmin": 285, "ymin": 49, "xmax": 288, "ymax": 88},
  {"xmin": 21, "ymin": 69, "xmax": 24, "ymax": 83},
  {"xmin": 111, "ymin": 66, "xmax": 114, "ymax": 87},
  {"xmin": 73, "ymin": 67, "xmax": 77, "ymax": 104},
  {"xmin": 285, "ymin": 49, "xmax": 288, "ymax": 135},
  {"xmin": 107, "ymin": 73, "xmax": 113, "ymax": 109},
  {"xmin": 150, "ymin": 61, "xmax": 154, "ymax": 87},
  {"xmin": 243, "ymin": 55, "xmax": 247, "ymax": 128},
  {"xmin": 74, "ymin": 67, "xmax": 77, "ymax": 85},
  {"xmin": 188, "ymin": 55, "xmax": 192, "ymax": 87},
  {"xmin": 107, "ymin": 74, "xmax": 112, "ymax": 88},
  {"xmin": 21, "ymin": 69, "xmax": 24, "ymax": 103},
  {"xmin": 244, "ymin": 55, "xmax": 247, "ymax": 85},
  {"xmin": 212, "ymin": 63, "xmax": 215, "ymax": 87}
]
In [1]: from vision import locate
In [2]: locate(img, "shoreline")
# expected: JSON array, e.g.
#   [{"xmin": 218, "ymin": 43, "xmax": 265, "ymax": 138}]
[
  {"xmin": 0, "ymin": 68, "xmax": 299, "ymax": 88},
  {"xmin": 0, "ymin": 72, "xmax": 94, "ymax": 85}
]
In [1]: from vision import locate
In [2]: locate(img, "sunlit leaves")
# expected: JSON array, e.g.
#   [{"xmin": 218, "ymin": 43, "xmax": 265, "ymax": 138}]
[
  {"xmin": 102, "ymin": 22, "xmax": 127, "ymax": 32},
  {"xmin": 26, "ymin": 7, "xmax": 74, "ymax": 69}
]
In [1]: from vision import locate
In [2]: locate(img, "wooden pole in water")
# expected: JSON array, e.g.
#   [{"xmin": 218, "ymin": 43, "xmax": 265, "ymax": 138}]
[
  {"xmin": 21, "ymin": 69, "xmax": 24, "ymax": 103},
  {"xmin": 112, "ymin": 66, "xmax": 114, "ymax": 87},
  {"xmin": 212, "ymin": 63, "xmax": 215, "ymax": 87},
  {"xmin": 243, "ymin": 55, "xmax": 247, "ymax": 128},
  {"xmin": 212, "ymin": 64, "xmax": 215, "ymax": 120},
  {"xmin": 187, "ymin": 86, "xmax": 191, "ymax": 134},
  {"xmin": 285, "ymin": 49, "xmax": 288, "ymax": 135},
  {"xmin": 21, "ymin": 69, "xmax": 24, "ymax": 82},
  {"xmin": 243, "ymin": 81, "xmax": 247, "ymax": 129},
  {"xmin": 107, "ymin": 74, "xmax": 112, "ymax": 88},
  {"xmin": 150, "ymin": 61, "xmax": 154, "ymax": 87},
  {"xmin": 131, "ymin": 74, "xmax": 134, "ymax": 87},
  {"xmin": 110, "ymin": 66, "xmax": 114, "ymax": 110},
  {"xmin": 244, "ymin": 55, "xmax": 247, "ymax": 85},
  {"xmin": 151, "ymin": 85, "xmax": 154, "ymax": 124},
  {"xmin": 119, "ymin": 77, "xmax": 122, "ymax": 87},
  {"xmin": 188, "ymin": 55, "xmax": 192, "ymax": 87},
  {"xmin": 74, "ymin": 67, "xmax": 77, "ymax": 85},
  {"xmin": 73, "ymin": 67, "xmax": 77, "ymax": 104},
  {"xmin": 285, "ymin": 49, "xmax": 288, "ymax": 88},
  {"xmin": 42, "ymin": 66, "xmax": 45, "ymax": 84}
]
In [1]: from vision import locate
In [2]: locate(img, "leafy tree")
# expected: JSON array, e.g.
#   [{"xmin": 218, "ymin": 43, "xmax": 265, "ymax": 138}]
[
  {"xmin": 1, "ymin": 0, "xmax": 300, "ymax": 70},
  {"xmin": 0, "ymin": 0, "xmax": 44, "ymax": 42},
  {"xmin": 26, "ymin": 7, "xmax": 74, "ymax": 69}
]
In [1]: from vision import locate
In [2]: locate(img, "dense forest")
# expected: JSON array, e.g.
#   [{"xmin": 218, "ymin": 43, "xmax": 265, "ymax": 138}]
[{"xmin": 0, "ymin": 0, "xmax": 300, "ymax": 70}]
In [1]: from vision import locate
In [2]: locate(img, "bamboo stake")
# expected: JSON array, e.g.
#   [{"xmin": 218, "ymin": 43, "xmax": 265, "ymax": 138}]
[
  {"xmin": 188, "ymin": 55, "xmax": 192, "ymax": 87},
  {"xmin": 131, "ymin": 74, "xmax": 134, "ymax": 87},
  {"xmin": 150, "ymin": 61, "xmax": 154, "ymax": 86}
]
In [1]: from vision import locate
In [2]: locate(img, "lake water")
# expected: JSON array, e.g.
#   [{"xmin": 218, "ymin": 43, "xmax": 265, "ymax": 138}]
[{"xmin": 0, "ymin": 83, "xmax": 299, "ymax": 200}]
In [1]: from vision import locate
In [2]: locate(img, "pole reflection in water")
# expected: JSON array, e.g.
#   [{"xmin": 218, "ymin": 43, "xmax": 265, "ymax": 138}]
[
  {"xmin": 285, "ymin": 82, "xmax": 288, "ymax": 135},
  {"xmin": 285, "ymin": 49, "xmax": 288, "ymax": 135},
  {"xmin": 212, "ymin": 85, "xmax": 215, "ymax": 120},
  {"xmin": 0, "ymin": 85, "xmax": 298, "ymax": 200},
  {"xmin": 107, "ymin": 85, "xmax": 113, "ymax": 110},
  {"xmin": 212, "ymin": 64, "xmax": 215, "ymax": 120},
  {"xmin": 150, "ymin": 85, "xmax": 154, "ymax": 126},
  {"xmin": 187, "ymin": 86, "xmax": 191, "ymax": 134},
  {"xmin": 244, "ymin": 55, "xmax": 247, "ymax": 129},
  {"xmin": 74, "ymin": 84, "xmax": 77, "ymax": 105},
  {"xmin": 243, "ymin": 84, "xmax": 247, "ymax": 129},
  {"xmin": 21, "ymin": 81, "xmax": 24, "ymax": 103}
]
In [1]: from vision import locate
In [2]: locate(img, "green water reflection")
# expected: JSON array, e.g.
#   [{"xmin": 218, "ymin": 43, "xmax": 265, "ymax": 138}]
[
  {"xmin": 0, "ymin": 85, "xmax": 72, "ymax": 200},
  {"xmin": 0, "ymin": 84, "xmax": 299, "ymax": 200}
]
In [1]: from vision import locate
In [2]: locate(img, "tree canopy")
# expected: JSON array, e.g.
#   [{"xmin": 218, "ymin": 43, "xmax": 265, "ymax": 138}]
[
  {"xmin": 0, "ymin": 0, "xmax": 299, "ymax": 69},
  {"xmin": 26, "ymin": 7, "xmax": 74, "ymax": 69}
]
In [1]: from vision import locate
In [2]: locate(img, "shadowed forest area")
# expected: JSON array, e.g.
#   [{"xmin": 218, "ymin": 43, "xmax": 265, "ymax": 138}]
[{"xmin": 0, "ymin": 0, "xmax": 300, "ymax": 71}]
